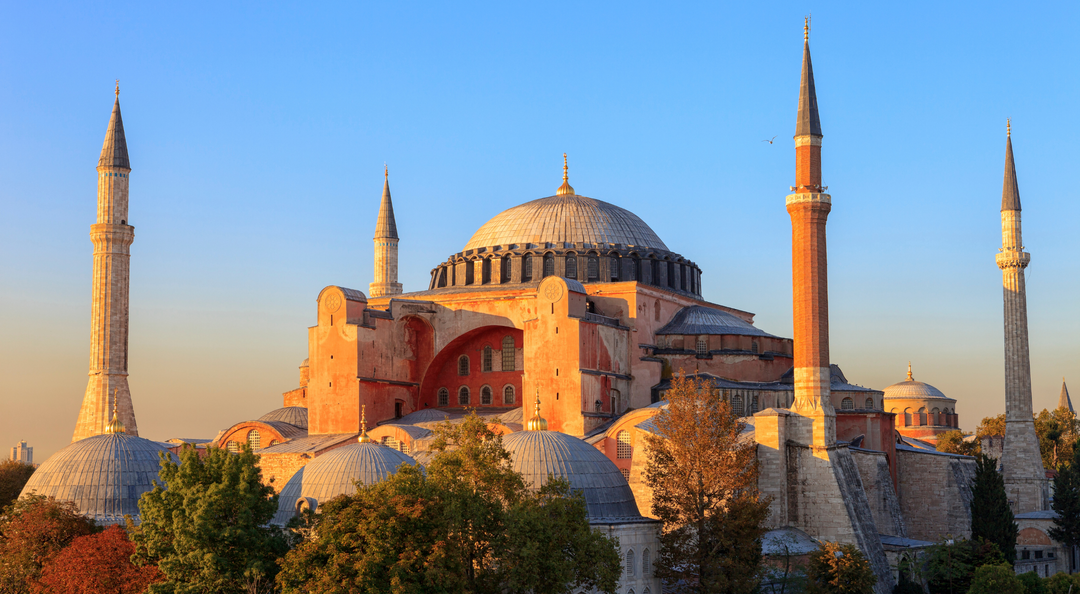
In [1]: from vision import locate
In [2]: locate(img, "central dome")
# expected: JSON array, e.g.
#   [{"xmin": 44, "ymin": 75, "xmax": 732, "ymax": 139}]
[{"xmin": 463, "ymin": 194, "xmax": 669, "ymax": 252}]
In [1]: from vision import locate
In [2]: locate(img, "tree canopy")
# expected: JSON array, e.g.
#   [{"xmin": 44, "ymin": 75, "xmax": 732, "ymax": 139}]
[
  {"xmin": 804, "ymin": 541, "xmax": 876, "ymax": 594},
  {"xmin": 923, "ymin": 538, "xmax": 1004, "ymax": 594},
  {"xmin": 935, "ymin": 431, "xmax": 979, "ymax": 456},
  {"xmin": 0, "ymin": 495, "xmax": 99, "ymax": 594},
  {"xmin": 0, "ymin": 459, "xmax": 36, "ymax": 511},
  {"xmin": 1049, "ymin": 444, "xmax": 1080, "ymax": 572},
  {"xmin": 132, "ymin": 445, "xmax": 289, "ymax": 594},
  {"xmin": 35, "ymin": 524, "xmax": 163, "ymax": 594},
  {"xmin": 966, "ymin": 564, "xmax": 1023, "ymax": 594},
  {"xmin": 970, "ymin": 455, "xmax": 1018, "ymax": 565},
  {"xmin": 644, "ymin": 375, "xmax": 771, "ymax": 594}
]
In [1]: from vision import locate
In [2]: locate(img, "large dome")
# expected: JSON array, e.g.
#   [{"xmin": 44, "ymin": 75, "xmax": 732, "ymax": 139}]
[
  {"xmin": 19, "ymin": 433, "xmax": 177, "ymax": 525},
  {"xmin": 463, "ymin": 194, "xmax": 669, "ymax": 252},
  {"xmin": 272, "ymin": 440, "xmax": 414, "ymax": 525},
  {"xmin": 503, "ymin": 429, "xmax": 641, "ymax": 520}
]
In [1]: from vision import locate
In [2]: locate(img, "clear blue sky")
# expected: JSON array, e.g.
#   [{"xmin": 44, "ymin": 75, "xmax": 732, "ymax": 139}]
[{"xmin": 2, "ymin": 1, "xmax": 1078, "ymax": 459}]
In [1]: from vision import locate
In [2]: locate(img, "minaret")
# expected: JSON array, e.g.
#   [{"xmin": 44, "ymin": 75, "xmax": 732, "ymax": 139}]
[
  {"xmin": 1059, "ymin": 379, "xmax": 1073, "ymax": 413},
  {"xmin": 73, "ymin": 83, "xmax": 138, "ymax": 442},
  {"xmin": 786, "ymin": 18, "xmax": 834, "ymax": 446},
  {"xmin": 996, "ymin": 121, "xmax": 1045, "ymax": 512},
  {"xmin": 369, "ymin": 166, "xmax": 402, "ymax": 297}
]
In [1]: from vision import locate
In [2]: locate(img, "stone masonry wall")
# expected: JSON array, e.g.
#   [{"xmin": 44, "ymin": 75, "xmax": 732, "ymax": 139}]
[
  {"xmin": 896, "ymin": 448, "xmax": 975, "ymax": 542},
  {"xmin": 851, "ymin": 449, "xmax": 906, "ymax": 537}
]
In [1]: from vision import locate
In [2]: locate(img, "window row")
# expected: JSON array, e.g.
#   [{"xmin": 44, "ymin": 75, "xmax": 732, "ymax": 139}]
[
  {"xmin": 624, "ymin": 547, "xmax": 652, "ymax": 579},
  {"xmin": 224, "ymin": 430, "xmax": 279, "ymax": 453},
  {"xmin": 437, "ymin": 385, "xmax": 516, "ymax": 407},
  {"xmin": 457, "ymin": 336, "xmax": 518, "ymax": 376},
  {"xmin": 840, "ymin": 397, "xmax": 877, "ymax": 410}
]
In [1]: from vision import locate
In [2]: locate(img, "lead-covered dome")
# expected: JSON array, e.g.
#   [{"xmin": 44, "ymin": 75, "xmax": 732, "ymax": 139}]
[
  {"xmin": 19, "ymin": 433, "xmax": 177, "ymax": 525},
  {"xmin": 463, "ymin": 194, "xmax": 669, "ymax": 252},
  {"xmin": 272, "ymin": 441, "xmax": 414, "ymax": 525},
  {"xmin": 503, "ymin": 429, "xmax": 641, "ymax": 520},
  {"xmin": 883, "ymin": 365, "xmax": 953, "ymax": 401},
  {"xmin": 257, "ymin": 406, "xmax": 308, "ymax": 430}
]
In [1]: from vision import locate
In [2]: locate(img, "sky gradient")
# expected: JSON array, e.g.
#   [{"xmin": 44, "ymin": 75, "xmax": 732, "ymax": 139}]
[{"xmin": 2, "ymin": 1, "xmax": 1078, "ymax": 459}]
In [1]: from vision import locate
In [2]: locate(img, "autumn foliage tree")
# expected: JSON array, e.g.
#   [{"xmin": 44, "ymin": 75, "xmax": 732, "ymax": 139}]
[
  {"xmin": 935, "ymin": 431, "xmax": 979, "ymax": 456},
  {"xmin": 0, "ymin": 460, "xmax": 36, "ymax": 511},
  {"xmin": 35, "ymin": 524, "xmax": 163, "ymax": 594},
  {"xmin": 644, "ymin": 375, "xmax": 772, "ymax": 594},
  {"xmin": 0, "ymin": 495, "xmax": 98, "ymax": 594},
  {"xmin": 805, "ymin": 542, "xmax": 876, "ymax": 594}
]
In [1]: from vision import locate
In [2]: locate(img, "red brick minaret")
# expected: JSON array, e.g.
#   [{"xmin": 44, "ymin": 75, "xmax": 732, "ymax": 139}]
[{"xmin": 787, "ymin": 18, "xmax": 834, "ymax": 446}]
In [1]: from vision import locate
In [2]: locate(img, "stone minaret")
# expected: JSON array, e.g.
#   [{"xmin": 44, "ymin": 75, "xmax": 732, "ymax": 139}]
[
  {"xmin": 1060, "ymin": 380, "xmax": 1073, "ymax": 413},
  {"xmin": 72, "ymin": 84, "xmax": 138, "ymax": 442},
  {"xmin": 369, "ymin": 166, "xmax": 402, "ymax": 297},
  {"xmin": 996, "ymin": 121, "xmax": 1045, "ymax": 512},
  {"xmin": 786, "ymin": 18, "xmax": 834, "ymax": 447}
]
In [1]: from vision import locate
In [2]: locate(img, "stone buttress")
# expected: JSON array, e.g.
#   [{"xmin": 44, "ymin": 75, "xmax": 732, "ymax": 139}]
[{"xmin": 73, "ymin": 85, "xmax": 139, "ymax": 441}]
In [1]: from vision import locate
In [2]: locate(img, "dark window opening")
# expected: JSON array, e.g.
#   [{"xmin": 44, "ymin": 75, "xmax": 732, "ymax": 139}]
[
  {"xmin": 587, "ymin": 256, "xmax": 599, "ymax": 280},
  {"xmin": 543, "ymin": 254, "xmax": 554, "ymax": 278},
  {"xmin": 565, "ymin": 255, "xmax": 577, "ymax": 280},
  {"xmin": 482, "ymin": 259, "xmax": 491, "ymax": 284}
]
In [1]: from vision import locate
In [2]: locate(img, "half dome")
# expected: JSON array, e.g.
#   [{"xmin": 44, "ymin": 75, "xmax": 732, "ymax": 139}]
[
  {"xmin": 257, "ymin": 406, "xmax": 309, "ymax": 430},
  {"xmin": 463, "ymin": 194, "xmax": 668, "ymax": 252},
  {"xmin": 19, "ymin": 433, "xmax": 177, "ymax": 525},
  {"xmin": 272, "ymin": 441, "xmax": 414, "ymax": 525},
  {"xmin": 502, "ymin": 430, "xmax": 640, "ymax": 520}
]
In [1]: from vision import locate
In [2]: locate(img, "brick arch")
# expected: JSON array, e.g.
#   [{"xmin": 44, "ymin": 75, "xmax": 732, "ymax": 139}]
[
  {"xmin": 1018, "ymin": 527, "xmax": 1052, "ymax": 546},
  {"xmin": 418, "ymin": 325, "xmax": 524, "ymax": 409}
]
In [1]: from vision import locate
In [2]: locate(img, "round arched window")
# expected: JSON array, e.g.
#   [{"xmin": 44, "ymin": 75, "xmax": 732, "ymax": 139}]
[
  {"xmin": 617, "ymin": 430, "xmax": 633, "ymax": 459},
  {"xmin": 458, "ymin": 355, "xmax": 470, "ymax": 376},
  {"xmin": 503, "ymin": 385, "xmax": 515, "ymax": 404},
  {"xmin": 841, "ymin": 398, "xmax": 854, "ymax": 410},
  {"xmin": 865, "ymin": 398, "xmax": 875, "ymax": 409},
  {"xmin": 481, "ymin": 386, "xmax": 492, "ymax": 405},
  {"xmin": 226, "ymin": 441, "xmax": 239, "ymax": 453},
  {"xmin": 458, "ymin": 386, "xmax": 470, "ymax": 405},
  {"xmin": 437, "ymin": 388, "xmax": 449, "ymax": 407},
  {"xmin": 247, "ymin": 429, "xmax": 261, "ymax": 450}
]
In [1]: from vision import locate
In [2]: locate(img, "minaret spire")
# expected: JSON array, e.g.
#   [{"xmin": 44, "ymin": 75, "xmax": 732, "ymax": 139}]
[
  {"xmin": 369, "ymin": 166, "xmax": 403, "ymax": 297},
  {"xmin": 1059, "ymin": 379, "xmax": 1073, "ymax": 413},
  {"xmin": 73, "ymin": 85, "xmax": 138, "ymax": 441},
  {"xmin": 995, "ymin": 124, "xmax": 1046, "ymax": 513}
]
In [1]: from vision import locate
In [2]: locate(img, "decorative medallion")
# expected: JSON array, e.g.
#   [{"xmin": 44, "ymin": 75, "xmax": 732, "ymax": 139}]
[
  {"xmin": 324, "ymin": 292, "xmax": 342, "ymax": 313},
  {"xmin": 543, "ymin": 280, "xmax": 563, "ymax": 302}
]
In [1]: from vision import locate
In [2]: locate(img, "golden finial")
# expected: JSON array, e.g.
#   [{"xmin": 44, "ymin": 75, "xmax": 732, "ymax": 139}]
[
  {"xmin": 804, "ymin": 16, "xmax": 809, "ymax": 42},
  {"xmin": 384, "ymin": 163, "xmax": 388, "ymax": 180},
  {"xmin": 104, "ymin": 391, "xmax": 125, "ymax": 434},
  {"xmin": 1007, "ymin": 119, "xmax": 1011, "ymax": 137},
  {"xmin": 906, "ymin": 362, "xmax": 913, "ymax": 382},
  {"xmin": 526, "ymin": 389, "xmax": 548, "ymax": 431},
  {"xmin": 556, "ymin": 153, "xmax": 575, "ymax": 196},
  {"xmin": 359, "ymin": 405, "xmax": 373, "ymax": 443},
  {"xmin": 115, "ymin": 80, "xmax": 120, "ymax": 98}
]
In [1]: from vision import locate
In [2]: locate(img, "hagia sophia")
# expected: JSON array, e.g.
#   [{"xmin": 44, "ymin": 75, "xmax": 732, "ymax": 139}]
[{"xmin": 17, "ymin": 20, "xmax": 1071, "ymax": 594}]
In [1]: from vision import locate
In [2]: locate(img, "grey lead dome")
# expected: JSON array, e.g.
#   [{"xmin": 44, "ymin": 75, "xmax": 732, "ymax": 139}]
[
  {"xmin": 19, "ymin": 433, "xmax": 176, "ymax": 525},
  {"xmin": 503, "ymin": 430, "xmax": 641, "ymax": 520}
]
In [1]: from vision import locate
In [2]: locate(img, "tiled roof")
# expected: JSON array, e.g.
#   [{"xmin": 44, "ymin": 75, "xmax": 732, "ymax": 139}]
[
  {"xmin": 256, "ymin": 433, "xmax": 358, "ymax": 454},
  {"xmin": 656, "ymin": 305, "xmax": 776, "ymax": 337},
  {"xmin": 463, "ymin": 194, "xmax": 668, "ymax": 252},
  {"xmin": 19, "ymin": 433, "xmax": 177, "ymax": 525},
  {"xmin": 257, "ymin": 407, "xmax": 308, "ymax": 430}
]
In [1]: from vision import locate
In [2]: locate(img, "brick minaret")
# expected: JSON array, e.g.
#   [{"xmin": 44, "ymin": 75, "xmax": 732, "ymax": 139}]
[
  {"xmin": 369, "ymin": 166, "xmax": 402, "ymax": 297},
  {"xmin": 73, "ymin": 83, "xmax": 138, "ymax": 442},
  {"xmin": 996, "ymin": 121, "xmax": 1046, "ymax": 512},
  {"xmin": 786, "ymin": 18, "xmax": 834, "ymax": 446}
]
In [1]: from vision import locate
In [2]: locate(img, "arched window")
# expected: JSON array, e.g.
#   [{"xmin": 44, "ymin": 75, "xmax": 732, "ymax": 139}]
[
  {"xmin": 502, "ymin": 256, "xmax": 512, "ymax": 282},
  {"xmin": 751, "ymin": 394, "xmax": 759, "ymax": 414},
  {"xmin": 227, "ymin": 441, "xmax": 239, "ymax": 453},
  {"xmin": 731, "ymin": 394, "xmax": 744, "ymax": 416},
  {"xmin": 610, "ymin": 255, "xmax": 621, "ymax": 281},
  {"xmin": 841, "ymin": 397, "xmax": 854, "ymax": 410},
  {"xmin": 643, "ymin": 548, "xmax": 652, "ymax": 577},
  {"xmin": 587, "ymin": 256, "xmax": 599, "ymax": 280},
  {"xmin": 501, "ymin": 336, "xmax": 515, "ymax": 370},
  {"xmin": 438, "ymin": 388, "xmax": 449, "ymax": 407},
  {"xmin": 932, "ymin": 407, "xmax": 941, "ymax": 424},
  {"xmin": 381, "ymin": 436, "xmax": 400, "ymax": 450},
  {"xmin": 667, "ymin": 261, "xmax": 676, "ymax": 288},
  {"xmin": 543, "ymin": 254, "xmax": 554, "ymax": 277},
  {"xmin": 268, "ymin": 440, "xmax": 279, "ymax": 447},
  {"xmin": 247, "ymin": 430, "xmax": 261, "ymax": 450},
  {"xmin": 458, "ymin": 386, "xmax": 470, "ymax": 406},
  {"xmin": 610, "ymin": 389, "xmax": 621, "ymax": 413},
  {"xmin": 626, "ymin": 549, "xmax": 636, "ymax": 577},
  {"xmin": 523, "ymin": 255, "xmax": 533, "ymax": 281},
  {"xmin": 437, "ymin": 268, "xmax": 447, "ymax": 288},
  {"xmin": 751, "ymin": 340, "xmax": 760, "ymax": 354},
  {"xmin": 651, "ymin": 259, "xmax": 660, "ymax": 285},
  {"xmin": 630, "ymin": 256, "xmax": 640, "ymax": 281},
  {"xmin": 617, "ymin": 430, "xmax": 633, "ymax": 459},
  {"xmin": 620, "ymin": 468, "xmax": 630, "ymax": 480},
  {"xmin": 903, "ymin": 408, "xmax": 912, "ymax": 426},
  {"xmin": 482, "ymin": 258, "xmax": 491, "ymax": 284},
  {"xmin": 654, "ymin": 300, "xmax": 661, "ymax": 322},
  {"xmin": 482, "ymin": 346, "xmax": 493, "ymax": 372},
  {"xmin": 481, "ymin": 386, "xmax": 492, "ymax": 405},
  {"xmin": 465, "ymin": 259, "xmax": 475, "ymax": 285},
  {"xmin": 503, "ymin": 385, "xmax": 515, "ymax": 404},
  {"xmin": 865, "ymin": 397, "xmax": 875, "ymax": 409},
  {"xmin": 918, "ymin": 407, "xmax": 927, "ymax": 426},
  {"xmin": 400, "ymin": 441, "xmax": 411, "ymax": 455},
  {"xmin": 458, "ymin": 355, "xmax": 470, "ymax": 376},
  {"xmin": 696, "ymin": 338, "xmax": 708, "ymax": 355},
  {"xmin": 566, "ymin": 255, "xmax": 577, "ymax": 279}
]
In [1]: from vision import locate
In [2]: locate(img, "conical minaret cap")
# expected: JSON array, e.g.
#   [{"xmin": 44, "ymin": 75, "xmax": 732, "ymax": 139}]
[
  {"xmin": 1001, "ymin": 121, "xmax": 1021, "ymax": 212},
  {"xmin": 795, "ymin": 18, "xmax": 822, "ymax": 138},
  {"xmin": 1060, "ymin": 379, "xmax": 1074, "ymax": 413},
  {"xmin": 99, "ymin": 82, "xmax": 130, "ymax": 170},
  {"xmin": 374, "ymin": 166, "xmax": 399, "ymax": 239}
]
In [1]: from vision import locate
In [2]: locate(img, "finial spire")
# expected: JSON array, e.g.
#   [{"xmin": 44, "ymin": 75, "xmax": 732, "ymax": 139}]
[
  {"xmin": 795, "ymin": 21, "xmax": 822, "ymax": 138},
  {"xmin": 99, "ymin": 84, "xmax": 130, "ymax": 169},
  {"xmin": 374, "ymin": 165, "xmax": 399, "ymax": 239},
  {"xmin": 804, "ymin": 16, "xmax": 809, "ymax": 42},
  {"xmin": 1001, "ymin": 122, "xmax": 1021, "ymax": 212},
  {"xmin": 906, "ymin": 362, "xmax": 913, "ymax": 381},
  {"xmin": 104, "ymin": 391, "xmax": 125, "ymax": 434},
  {"xmin": 115, "ymin": 80, "xmax": 120, "ymax": 98},
  {"xmin": 526, "ymin": 389, "xmax": 548, "ymax": 431},
  {"xmin": 556, "ymin": 153, "xmax": 575, "ymax": 196},
  {"xmin": 359, "ymin": 405, "xmax": 373, "ymax": 443},
  {"xmin": 1007, "ymin": 119, "xmax": 1011, "ymax": 137}
]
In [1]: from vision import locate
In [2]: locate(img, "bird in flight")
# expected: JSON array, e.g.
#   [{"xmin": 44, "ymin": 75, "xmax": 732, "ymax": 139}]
[{"xmin": 762, "ymin": 136, "xmax": 776, "ymax": 144}]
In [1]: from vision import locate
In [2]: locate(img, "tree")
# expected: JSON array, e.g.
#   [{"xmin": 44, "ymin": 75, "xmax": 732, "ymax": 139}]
[
  {"xmin": 924, "ymin": 538, "xmax": 1004, "ymax": 594},
  {"xmin": 644, "ymin": 375, "xmax": 773, "ymax": 594},
  {"xmin": 1050, "ymin": 445, "xmax": 1080, "ymax": 573},
  {"xmin": 976, "ymin": 415, "xmax": 1007, "ymax": 439},
  {"xmin": 132, "ymin": 445, "xmax": 289, "ymax": 594},
  {"xmin": 1045, "ymin": 572, "xmax": 1079, "ymax": 594},
  {"xmin": 1035, "ymin": 408, "xmax": 1079, "ymax": 471},
  {"xmin": 1017, "ymin": 570, "xmax": 1048, "ymax": 594},
  {"xmin": 0, "ymin": 495, "xmax": 98, "ymax": 594},
  {"xmin": 970, "ymin": 454, "xmax": 1018, "ymax": 564},
  {"xmin": 35, "ymin": 524, "xmax": 163, "ymax": 594},
  {"xmin": 0, "ymin": 460, "xmax": 36, "ymax": 511},
  {"xmin": 966, "ymin": 564, "xmax": 1023, "ymax": 594},
  {"xmin": 277, "ymin": 413, "xmax": 621, "ymax": 594},
  {"xmin": 804, "ymin": 542, "xmax": 876, "ymax": 594},
  {"xmin": 936, "ymin": 431, "xmax": 979, "ymax": 456}
]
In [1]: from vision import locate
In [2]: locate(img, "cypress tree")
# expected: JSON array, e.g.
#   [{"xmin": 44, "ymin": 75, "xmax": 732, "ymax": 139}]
[
  {"xmin": 970, "ymin": 454, "xmax": 1018, "ymax": 564},
  {"xmin": 1049, "ymin": 447, "xmax": 1080, "ymax": 572}
]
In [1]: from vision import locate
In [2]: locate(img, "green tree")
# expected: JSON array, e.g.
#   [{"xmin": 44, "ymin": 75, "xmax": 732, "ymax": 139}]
[
  {"xmin": 937, "ymin": 431, "xmax": 980, "ymax": 456},
  {"xmin": 277, "ymin": 413, "xmax": 621, "ymax": 594},
  {"xmin": 0, "ymin": 495, "xmax": 99, "ymax": 594},
  {"xmin": 805, "ymin": 541, "xmax": 876, "ymax": 594},
  {"xmin": 970, "ymin": 454, "xmax": 1018, "ymax": 564},
  {"xmin": 0, "ymin": 460, "xmax": 36, "ymax": 512},
  {"xmin": 976, "ymin": 415, "xmax": 1007, "ymax": 439},
  {"xmin": 644, "ymin": 375, "xmax": 772, "ymax": 594},
  {"xmin": 1036, "ymin": 408, "xmax": 1079, "ymax": 471},
  {"xmin": 924, "ymin": 538, "xmax": 1004, "ymax": 594},
  {"xmin": 1017, "ymin": 570, "xmax": 1048, "ymax": 594},
  {"xmin": 132, "ymin": 445, "xmax": 288, "ymax": 594},
  {"xmin": 1044, "ymin": 572, "xmax": 1079, "ymax": 594},
  {"xmin": 966, "ymin": 564, "xmax": 1023, "ymax": 594},
  {"xmin": 1049, "ymin": 445, "xmax": 1080, "ymax": 573}
]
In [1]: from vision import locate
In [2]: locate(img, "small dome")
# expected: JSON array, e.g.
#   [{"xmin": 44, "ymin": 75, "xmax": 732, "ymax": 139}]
[
  {"xmin": 19, "ymin": 433, "xmax": 177, "ymax": 525},
  {"xmin": 503, "ymin": 430, "xmax": 640, "ymax": 520},
  {"xmin": 463, "ymin": 194, "xmax": 668, "ymax": 252},
  {"xmin": 657, "ymin": 305, "xmax": 777, "ymax": 338},
  {"xmin": 272, "ymin": 441, "xmax": 413, "ymax": 525},
  {"xmin": 257, "ymin": 406, "xmax": 308, "ymax": 429},
  {"xmin": 396, "ymin": 408, "xmax": 457, "ymax": 425},
  {"xmin": 883, "ymin": 366, "xmax": 953, "ymax": 401}
]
